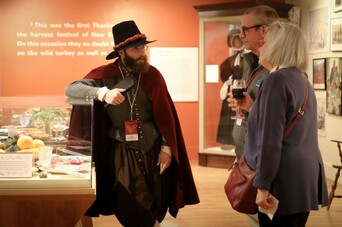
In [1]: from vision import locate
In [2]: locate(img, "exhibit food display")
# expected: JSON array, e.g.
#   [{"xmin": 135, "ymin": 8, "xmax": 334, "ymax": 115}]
[{"xmin": 0, "ymin": 96, "xmax": 95, "ymax": 227}]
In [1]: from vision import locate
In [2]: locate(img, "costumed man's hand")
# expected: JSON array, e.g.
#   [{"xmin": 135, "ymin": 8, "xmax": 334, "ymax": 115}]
[
  {"xmin": 158, "ymin": 150, "xmax": 172, "ymax": 174},
  {"xmin": 104, "ymin": 88, "xmax": 126, "ymax": 105}
]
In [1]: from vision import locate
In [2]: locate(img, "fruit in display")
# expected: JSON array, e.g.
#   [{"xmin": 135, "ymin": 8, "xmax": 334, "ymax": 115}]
[
  {"xmin": 18, "ymin": 148, "xmax": 39, "ymax": 158},
  {"xmin": 32, "ymin": 139, "xmax": 45, "ymax": 148},
  {"xmin": 0, "ymin": 142, "xmax": 6, "ymax": 150},
  {"xmin": 4, "ymin": 138, "xmax": 17, "ymax": 147},
  {"xmin": 14, "ymin": 132, "xmax": 32, "ymax": 140},
  {"xmin": 17, "ymin": 135, "xmax": 34, "ymax": 150},
  {"xmin": 6, "ymin": 144, "xmax": 19, "ymax": 152}
]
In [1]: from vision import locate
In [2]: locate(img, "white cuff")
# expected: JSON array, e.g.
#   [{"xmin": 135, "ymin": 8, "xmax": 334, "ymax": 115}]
[
  {"xmin": 161, "ymin": 145, "xmax": 172, "ymax": 157},
  {"xmin": 96, "ymin": 87, "xmax": 109, "ymax": 101}
]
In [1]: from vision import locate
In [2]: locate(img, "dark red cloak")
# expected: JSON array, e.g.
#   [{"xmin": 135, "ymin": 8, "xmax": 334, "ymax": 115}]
[{"xmin": 68, "ymin": 61, "xmax": 199, "ymax": 218}]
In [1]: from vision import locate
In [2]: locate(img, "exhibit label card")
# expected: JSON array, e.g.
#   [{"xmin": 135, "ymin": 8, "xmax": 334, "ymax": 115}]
[{"xmin": 0, "ymin": 153, "xmax": 32, "ymax": 178}]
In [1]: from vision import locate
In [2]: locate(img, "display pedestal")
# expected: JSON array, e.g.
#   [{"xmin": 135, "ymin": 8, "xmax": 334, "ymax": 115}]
[
  {"xmin": 0, "ymin": 188, "xmax": 95, "ymax": 227},
  {"xmin": 199, "ymin": 147, "xmax": 236, "ymax": 169}
]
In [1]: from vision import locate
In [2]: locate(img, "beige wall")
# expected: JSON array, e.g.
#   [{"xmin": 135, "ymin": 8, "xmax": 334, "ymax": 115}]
[{"xmin": 291, "ymin": 0, "xmax": 342, "ymax": 183}]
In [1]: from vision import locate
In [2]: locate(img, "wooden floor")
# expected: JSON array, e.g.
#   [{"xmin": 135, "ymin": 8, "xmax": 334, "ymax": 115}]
[{"xmin": 90, "ymin": 161, "xmax": 342, "ymax": 227}]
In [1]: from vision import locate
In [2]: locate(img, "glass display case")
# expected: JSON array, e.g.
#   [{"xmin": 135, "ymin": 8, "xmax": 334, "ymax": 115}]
[
  {"xmin": 0, "ymin": 96, "xmax": 95, "ymax": 227},
  {"xmin": 0, "ymin": 96, "xmax": 93, "ymax": 188}
]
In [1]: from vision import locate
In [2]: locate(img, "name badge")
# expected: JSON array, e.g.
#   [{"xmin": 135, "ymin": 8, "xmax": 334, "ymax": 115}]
[
  {"xmin": 125, "ymin": 120, "xmax": 139, "ymax": 141},
  {"xmin": 236, "ymin": 118, "xmax": 242, "ymax": 126}
]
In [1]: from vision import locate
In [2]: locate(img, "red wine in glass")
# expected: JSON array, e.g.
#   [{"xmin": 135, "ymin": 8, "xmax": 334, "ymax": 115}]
[
  {"xmin": 231, "ymin": 79, "xmax": 246, "ymax": 119},
  {"xmin": 232, "ymin": 88, "xmax": 246, "ymax": 99}
]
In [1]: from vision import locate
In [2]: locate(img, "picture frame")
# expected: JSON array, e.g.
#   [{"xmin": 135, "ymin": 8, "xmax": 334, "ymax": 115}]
[
  {"xmin": 316, "ymin": 91, "xmax": 327, "ymax": 137},
  {"xmin": 326, "ymin": 57, "xmax": 342, "ymax": 116},
  {"xmin": 308, "ymin": 5, "xmax": 330, "ymax": 53},
  {"xmin": 333, "ymin": 0, "xmax": 342, "ymax": 12},
  {"xmin": 331, "ymin": 18, "xmax": 342, "ymax": 51},
  {"xmin": 313, "ymin": 58, "xmax": 326, "ymax": 90}
]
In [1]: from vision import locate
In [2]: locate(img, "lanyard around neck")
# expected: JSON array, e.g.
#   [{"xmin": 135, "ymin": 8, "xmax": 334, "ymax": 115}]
[
  {"xmin": 246, "ymin": 66, "xmax": 263, "ymax": 88},
  {"xmin": 118, "ymin": 66, "xmax": 141, "ymax": 120}
]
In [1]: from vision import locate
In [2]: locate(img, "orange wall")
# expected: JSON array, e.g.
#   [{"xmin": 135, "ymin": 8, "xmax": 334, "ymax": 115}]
[
  {"xmin": 204, "ymin": 22, "xmax": 235, "ymax": 147},
  {"xmin": 0, "ymin": 0, "xmax": 285, "ymax": 160}
]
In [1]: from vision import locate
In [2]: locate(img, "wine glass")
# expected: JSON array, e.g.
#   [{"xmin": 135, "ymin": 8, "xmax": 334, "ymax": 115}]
[
  {"xmin": 231, "ymin": 79, "xmax": 246, "ymax": 119},
  {"xmin": 19, "ymin": 114, "xmax": 31, "ymax": 127},
  {"xmin": 52, "ymin": 119, "xmax": 68, "ymax": 141}
]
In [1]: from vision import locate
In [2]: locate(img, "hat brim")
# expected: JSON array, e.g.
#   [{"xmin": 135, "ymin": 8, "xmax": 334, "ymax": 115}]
[{"xmin": 106, "ymin": 39, "xmax": 156, "ymax": 60}]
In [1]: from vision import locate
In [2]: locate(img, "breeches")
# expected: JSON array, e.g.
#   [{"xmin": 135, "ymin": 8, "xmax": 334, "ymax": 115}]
[{"xmin": 110, "ymin": 140, "xmax": 170, "ymax": 227}]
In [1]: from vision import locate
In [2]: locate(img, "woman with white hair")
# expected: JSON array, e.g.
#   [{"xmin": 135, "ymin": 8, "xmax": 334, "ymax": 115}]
[{"xmin": 238, "ymin": 22, "xmax": 329, "ymax": 226}]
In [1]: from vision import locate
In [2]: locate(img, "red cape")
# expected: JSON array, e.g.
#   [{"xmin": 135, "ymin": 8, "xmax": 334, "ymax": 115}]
[{"xmin": 68, "ymin": 61, "xmax": 199, "ymax": 217}]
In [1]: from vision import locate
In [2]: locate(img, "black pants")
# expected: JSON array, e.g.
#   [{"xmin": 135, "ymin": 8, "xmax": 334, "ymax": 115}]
[{"xmin": 258, "ymin": 211, "xmax": 310, "ymax": 227}]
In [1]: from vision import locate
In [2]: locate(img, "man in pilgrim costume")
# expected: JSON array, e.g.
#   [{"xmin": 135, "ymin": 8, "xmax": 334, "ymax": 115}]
[{"xmin": 65, "ymin": 20, "xmax": 199, "ymax": 227}]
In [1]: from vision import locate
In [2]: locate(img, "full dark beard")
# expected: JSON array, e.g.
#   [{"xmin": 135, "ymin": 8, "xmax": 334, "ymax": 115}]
[{"xmin": 123, "ymin": 53, "xmax": 150, "ymax": 73}]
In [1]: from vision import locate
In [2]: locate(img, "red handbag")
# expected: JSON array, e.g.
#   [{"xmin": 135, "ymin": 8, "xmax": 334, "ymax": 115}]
[{"xmin": 224, "ymin": 155, "xmax": 257, "ymax": 214}]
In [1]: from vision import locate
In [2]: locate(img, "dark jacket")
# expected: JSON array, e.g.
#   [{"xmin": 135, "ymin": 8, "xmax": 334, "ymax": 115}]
[
  {"xmin": 245, "ymin": 67, "xmax": 329, "ymax": 216},
  {"xmin": 232, "ymin": 52, "xmax": 269, "ymax": 159}
]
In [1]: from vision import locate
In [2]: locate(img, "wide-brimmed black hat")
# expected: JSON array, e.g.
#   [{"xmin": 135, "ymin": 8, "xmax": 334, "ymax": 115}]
[{"xmin": 106, "ymin": 20, "xmax": 156, "ymax": 60}]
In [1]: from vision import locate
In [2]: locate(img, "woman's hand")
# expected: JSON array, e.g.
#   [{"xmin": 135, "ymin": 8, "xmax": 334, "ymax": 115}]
[
  {"xmin": 256, "ymin": 189, "xmax": 274, "ymax": 210},
  {"xmin": 227, "ymin": 92, "xmax": 253, "ymax": 115}
]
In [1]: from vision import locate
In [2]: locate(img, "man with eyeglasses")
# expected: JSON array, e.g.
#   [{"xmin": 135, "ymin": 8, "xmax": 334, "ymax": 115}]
[
  {"xmin": 65, "ymin": 20, "xmax": 199, "ymax": 227},
  {"xmin": 227, "ymin": 5, "xmax": 279, "ymax": 227}
]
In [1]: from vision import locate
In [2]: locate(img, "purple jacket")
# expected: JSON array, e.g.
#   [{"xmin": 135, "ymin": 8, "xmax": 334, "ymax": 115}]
[{"xmin": 244, "ymin": 67, "xmax": 329, "ymax": 216}]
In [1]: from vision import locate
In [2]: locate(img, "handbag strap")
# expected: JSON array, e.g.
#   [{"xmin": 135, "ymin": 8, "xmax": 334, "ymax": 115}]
[{"xmin": 283, "ymin": 77, "xmax": 309, "ymax": 138}]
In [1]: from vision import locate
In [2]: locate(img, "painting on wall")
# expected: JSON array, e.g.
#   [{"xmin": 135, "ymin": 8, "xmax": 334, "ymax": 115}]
[
  {"xmin": 313, "ymin": 58, "xmax": 326, "ymax": 90},
  {"xmin": 333, "ymin": 0, "xmax": 342, "ymax": 12},
  {"xmin": 331, "ymin": 18, "xmax": 342, "ymax": 51},
  {"xmin": 326, "ymin": 58, "xmax": 342, "ymax": 116},
  {"xmin": 308, "ymin": 5, "xmax": 330, "ymax": 53},
  {"xmin": 316, "ymin": 92, "xmax": 326, "ymax": 136}
]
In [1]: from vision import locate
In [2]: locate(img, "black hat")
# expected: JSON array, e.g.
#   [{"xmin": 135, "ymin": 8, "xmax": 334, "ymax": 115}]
[{"xmin": 106, "ymin": 20, "xmax": 156, "ymax": 60}]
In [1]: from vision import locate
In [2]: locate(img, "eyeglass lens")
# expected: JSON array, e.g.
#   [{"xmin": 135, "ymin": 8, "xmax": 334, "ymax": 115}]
[{"xmin": 242, "ymin": 25, "xmax": 262, "ymax": 36}]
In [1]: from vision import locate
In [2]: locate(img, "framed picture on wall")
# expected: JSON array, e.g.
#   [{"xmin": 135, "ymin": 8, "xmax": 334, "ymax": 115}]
[
  {"xmin": 331, "ymin": 18, "xmax": 342, "ymax": 51},
  {"xmin": 313, "ymin": 58, "xmax": 326, "ymax": 90},
  {"xmin": 308, "ymin": 5, "xmax": 330, "ymax": 53},
  {"xmin": 333, "ymin": 0, "xmax": 342, "ymax": 12},
  {"xmin": 326, "ymin": 57, "xmax": 342, "ymax": 116},
  {"xmin": 316, "ymin": 91, "xmax": 326, "ymax": 137}
]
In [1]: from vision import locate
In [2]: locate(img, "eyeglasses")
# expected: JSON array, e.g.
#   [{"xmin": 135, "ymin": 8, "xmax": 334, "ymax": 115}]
[
  {"xmin": 241, "ymin": 24, "xmax": 263, "ymax": 37},
  {"xmin": 128, "ymin": 45, "xmax": 148, "ymax": 53}
]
